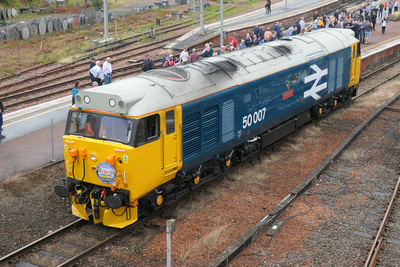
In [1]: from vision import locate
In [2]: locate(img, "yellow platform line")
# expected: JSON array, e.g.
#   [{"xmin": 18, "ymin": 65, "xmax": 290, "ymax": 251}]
[{"xmin": 3, "ymin": 104, "xmax": 70, "ymax": 128}]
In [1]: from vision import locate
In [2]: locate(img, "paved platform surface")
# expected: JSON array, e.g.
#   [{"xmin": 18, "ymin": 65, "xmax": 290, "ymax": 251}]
[
  {"xmin": 0, "ymin": 5, "xmax": 399, "ymax": 182},
  {"xmin": 167, "ymin": 0, "xmax": 338, "ymax": 50}
]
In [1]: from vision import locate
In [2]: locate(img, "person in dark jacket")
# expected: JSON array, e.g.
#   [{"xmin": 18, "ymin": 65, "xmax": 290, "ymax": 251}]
[
  {"xmin": 89, "ymin": 57, "xmax": 96, "ymax": 83},
  {"xmin": 142, "ymin": 54, "xmax": 155, "ymax": 72},
  {"xmin": 0, "ymin": 99, "xmax": 5, "ymax": 139},
  {"xmin": 371, "ymin": 11, "xmax": 377, "ymax": 31},
  {"xmin": 202, "ymin": 47, "xmax": 212, "ymax": 58}
]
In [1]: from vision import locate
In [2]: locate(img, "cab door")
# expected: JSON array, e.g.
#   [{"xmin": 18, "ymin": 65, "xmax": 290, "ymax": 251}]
[
  {"xmin": 162, "ymin": 106, "xmax": 182, "ymax": 180},
  {"xmin": 349, "ymin": 42, "xmax": 361, "ymax": 87}
]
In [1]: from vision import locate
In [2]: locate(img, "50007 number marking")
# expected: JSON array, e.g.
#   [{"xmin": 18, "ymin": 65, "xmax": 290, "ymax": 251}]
[{"xmin": 242, "ymin": 108, "xmax": 267, "ymax": 129}]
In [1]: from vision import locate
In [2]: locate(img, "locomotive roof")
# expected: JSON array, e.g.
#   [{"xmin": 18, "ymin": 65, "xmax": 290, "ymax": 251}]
[{"xmin": 74, "ymin": 29, "xmax": 358, "ymax": 117}]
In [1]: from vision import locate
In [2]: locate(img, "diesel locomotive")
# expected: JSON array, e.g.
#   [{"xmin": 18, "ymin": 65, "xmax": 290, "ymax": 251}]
[{"xmin": 55, "ymin": 29, "xmax": 361, "ymax": 228}]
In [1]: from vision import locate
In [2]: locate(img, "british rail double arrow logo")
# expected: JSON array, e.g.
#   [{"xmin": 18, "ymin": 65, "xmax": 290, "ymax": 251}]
[{"xmin": 304, "ymin": 64, "xmax": 328, "ymax": 100}]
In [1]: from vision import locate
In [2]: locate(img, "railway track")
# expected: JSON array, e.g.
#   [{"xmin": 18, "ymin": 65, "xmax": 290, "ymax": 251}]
[
  {"xmin": 0, "ymin": 4, "xmax": 236, "ymax": 110},
  {"xmin": 0, "ymin": 35, "xmax": 183, "ymax": 110},
  {"xmin": 364, "ymin": 175, "xmax": 400, "ymax": 267},
  {"xmin": 0, "ymin": 214, "xmax": 154, "ymax": 266},
  {"xmin": 356, "ymin": 57, "xmax": 400, "ymax": 99}
]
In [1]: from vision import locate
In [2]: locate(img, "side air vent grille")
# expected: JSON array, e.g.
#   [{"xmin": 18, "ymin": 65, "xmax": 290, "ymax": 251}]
[{"xmin": 182, "ymin": 112, "xmax": 201, "ymax": 161}]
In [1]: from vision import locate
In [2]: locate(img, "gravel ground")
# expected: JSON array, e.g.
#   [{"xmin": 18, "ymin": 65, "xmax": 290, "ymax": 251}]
[{"xmin": 232, "ymin": 88, "xmax": 400, "ymax": 266}]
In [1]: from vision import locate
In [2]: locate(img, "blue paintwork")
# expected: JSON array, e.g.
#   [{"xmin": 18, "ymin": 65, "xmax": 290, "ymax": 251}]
[{"xmin": 181, "ymin": 47, "xmax": 352, "ymax": 172}]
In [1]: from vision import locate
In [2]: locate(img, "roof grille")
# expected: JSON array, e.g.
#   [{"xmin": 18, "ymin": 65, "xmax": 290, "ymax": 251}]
[
  {"xmin": 274, "ymin": 45, "xmax": 292, "ymax": 54},
  {"xmin": 145, "ymin": 67, "xmax": 190, "ymax": 81}
]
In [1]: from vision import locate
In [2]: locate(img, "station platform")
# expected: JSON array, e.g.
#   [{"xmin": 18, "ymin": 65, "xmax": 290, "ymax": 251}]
[
  {"xmin": 0, "ymin": 4, "xmax": 399, "ymax": 182},
  {"xmin": 166, "ymin": 0, "xmax": 341, "ymax": 50}
]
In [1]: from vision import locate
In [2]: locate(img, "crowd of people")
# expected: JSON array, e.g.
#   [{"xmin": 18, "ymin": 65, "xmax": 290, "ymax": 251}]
[
  {"xmin": 89, "ymin": 57, "xmax": 113, "ymax": 87},
  {"xmin": 74, "ymin": 1, "xmax": 397, "ymax": 106}
]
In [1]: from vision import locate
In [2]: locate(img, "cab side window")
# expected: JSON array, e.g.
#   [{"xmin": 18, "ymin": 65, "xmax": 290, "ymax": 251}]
[
  {"xmin": 136, "ymin": 114, "xmax": 160, "ymax": 146},
  {"xmin": 166, "ymin": 110, "xmax": 175, "ymax": 134}
]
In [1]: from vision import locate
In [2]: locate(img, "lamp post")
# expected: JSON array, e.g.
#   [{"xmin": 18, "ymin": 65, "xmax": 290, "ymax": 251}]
[
  {"xmin": 103, "ymin": 0, "xmax": 110, "ymax": 40},
  {"xmin": 220, "ymin": 0, "xmax": 223, "ymax": 47},
  {"xmin": 199, "ymin": 0, "xmax": 205, "ymax": 34}
]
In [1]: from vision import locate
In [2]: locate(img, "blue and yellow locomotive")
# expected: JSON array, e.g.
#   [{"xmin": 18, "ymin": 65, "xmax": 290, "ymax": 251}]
[{"xmin": 55, "ymin": 29, "xmax": 361, "ymax": 228}]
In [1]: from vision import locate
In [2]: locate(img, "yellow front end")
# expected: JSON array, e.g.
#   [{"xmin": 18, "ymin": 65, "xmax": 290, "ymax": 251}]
[
  {"xmin": 63, "ymin": 136, "xmax": 140, "ymax": 228},
  {"xmin": 60, "ymin": 106, "xmax": 182, "ymax": 228}
]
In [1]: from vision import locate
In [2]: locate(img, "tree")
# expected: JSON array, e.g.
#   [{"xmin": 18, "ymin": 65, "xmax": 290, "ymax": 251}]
[{"xmin": 0, "ymin": 0, "xmax": 11, "ymax": 7}]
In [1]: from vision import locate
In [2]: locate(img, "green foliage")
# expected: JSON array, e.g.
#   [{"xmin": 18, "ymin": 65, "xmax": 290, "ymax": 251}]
[
  {"xmin": 1, "ymin": 67, "xmax": 15, "ymax": 76},
  {"xmin": 92, "ymin": 0, "xmax": 102, "ymax": 11},
  {"xmin": 0, "ymin": 0, "xmax": 11, "ymax": 7}
]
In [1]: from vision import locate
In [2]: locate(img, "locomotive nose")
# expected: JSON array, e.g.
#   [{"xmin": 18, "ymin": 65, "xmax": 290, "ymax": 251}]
[{"xmin": 54, "ymin": 183, "xmax": 74, "ymax": 198}]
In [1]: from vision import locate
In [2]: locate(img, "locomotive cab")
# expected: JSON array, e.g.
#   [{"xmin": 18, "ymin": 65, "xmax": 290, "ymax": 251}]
[{"xmin": 55, "ymin": 105, "xmax": 182, "ymax": 228}]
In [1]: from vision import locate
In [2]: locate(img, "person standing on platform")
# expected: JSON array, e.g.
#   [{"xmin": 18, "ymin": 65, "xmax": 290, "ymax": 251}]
[
  {"xmin": 274, "ymin": 21, "xmax": 281, "ymax": 38},
  {"xmin": 209, "ymin": 43, "xmax": 214, "ymax": 57},
  {"xmin": 371, "ymin": 11, "xmax": 377, "ymax": 31},
  {"xmin": 0, "ymin": 99, "xmax": 5, "ymax": 139},
  {"xmin": 265, "ymin": 0, "xmax": 271, "ymax": 13},
  {"xmin": 142, "ymin": 54, "xmax": 155, "ymax": 72},
  {"xmin": 202, "ymin": 46, "xmax": 212, "ymax": 58},
  {"xmin": 189, "ymin": 48, "xmax": 199, "ymax": 62},
  {"xmin": 179, "ymin": 47, "xmax": 189, "ymax": 64},
  {"xmin": 253, "ymin": 24, "xmax": 260, "ymax": 38},
  {"xmin": 161, "ymin": 51, "xmax": 168, "ymax": 68},
  {"xmin": 103, "ymin": 57, "xmax": 112, "ymax": 85},
  {"xmin": 379, "ymin": 3, "xmax": 384, "ymax": 18},
  {"xmin": 244, "ymin": 33, "xmax": 252, "ymax": 47},
  {"xmin": 89, "ymin": 57, "xmax": 96, "ymax": 83},
  {"xmin": 90, "ymin": 60, "xmax": 104, "ymax": 86},
  {"xmin": 364, "ymin": 20, "xmax": 372, "ymax": 44},
  {"xmin": 252, "ymin": 34, "xmax": 260, "ymax": 46},
  {"xmin": 72, "ymin": 81, "xmax": 81, "ymax": 105},
  {"xmin": 259, "ymin": 26, "xmax": 265, "ymax": 41},
  {"xmin": 228, "ymin": 33, "xmax": 238, "ymax": 51},
  {"xmin": 381, "ymin": 17, "xmax": 388, "ymax": 34},
  {"xmin": 165, "ymin": 54, "xmax": 176, "ymax": 67},
  {"xmin": 239, "ymin": 39, "xmax": 246, "ymax": 49},
  {"xmin": 217, "ymin": 45, "xmax": 227, "ymax": 55}
]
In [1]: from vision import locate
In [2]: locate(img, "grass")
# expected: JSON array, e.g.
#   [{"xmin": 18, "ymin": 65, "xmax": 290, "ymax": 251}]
[
  {"xmin": 179, "ymin": 224, "xmax": 229, "ymax": 262},
  {"xmin": 0, "ymin": 0, "xmax": 266, "ymax": 77},
  {"xmin": 176, "ymin": 185, "xmax": 225, "ymax": 218},
  {"xmin": 230, "ymin": 155, "xmax": 278, "ymax": 182}
]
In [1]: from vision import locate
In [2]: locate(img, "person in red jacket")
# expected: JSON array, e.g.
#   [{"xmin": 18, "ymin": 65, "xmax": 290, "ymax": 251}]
[
  {"xmin": 165, "ymin": 54, "xmax": 176, "ymax": 67},
  {"xmin": 228, "ymin": 33, "xmax": 238, "ymax": 51}
]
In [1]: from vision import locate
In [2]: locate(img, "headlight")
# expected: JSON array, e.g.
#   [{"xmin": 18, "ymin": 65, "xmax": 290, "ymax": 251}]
[
  {"xmin": 109, "ymin": 99, "xmax": 116, "ymax": 107},
  {"xmin": 90, "ymin": 153, "xmax": 97, "ymax": 162}
]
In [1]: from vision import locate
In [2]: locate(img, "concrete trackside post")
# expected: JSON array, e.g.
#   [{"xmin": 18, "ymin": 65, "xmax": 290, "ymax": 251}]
[
  {"xmin": 51, "ymin": 118, "xmax": 55, "ymax": 163},
  {"xmin": 166, "ymin": 219, "xmax": 176, "ymax": 267}
]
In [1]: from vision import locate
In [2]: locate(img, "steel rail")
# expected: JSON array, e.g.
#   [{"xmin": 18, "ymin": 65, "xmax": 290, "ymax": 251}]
[
  {"xmin": 0, "ymin": 218, "xmax": 86, "ymax": 264},
  {"xmin": 364, "ymin": 175, "xmax": 400, "ymax": 267},
  {"xmin": 0, "ymin": 33, "xmax": 180, "ymax": 93},
  {"xmin": 2, "ymin": 53, "xmax": 183, "ymax": 109},
  {"xmin": 0, "ymin": 61, "xmax": 55, "ymax": 84},
  {"xmin": 354, "ymin": 72, "xmax": 400, "ymax": 100},
  {"xmin": 360, "ymin": 58, "xmax": 400, "ymax": 81}
]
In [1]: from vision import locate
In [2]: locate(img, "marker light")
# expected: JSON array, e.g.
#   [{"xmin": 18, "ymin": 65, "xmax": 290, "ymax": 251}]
[
  {"xmin": 90, "ymin": 153, "xmax": 97, "ymax": 162},
  {"xmin": 109, "ymin": 99, "xmax": 116, "ymax": 107},
  {"xmin": 84, "ymin": 95, "xmax": 90, "ymax": 104}
]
